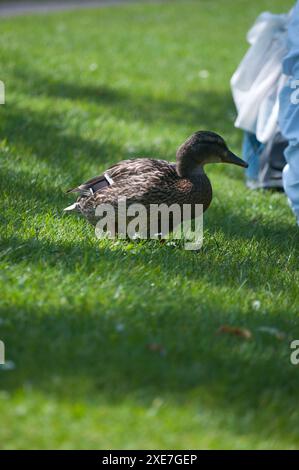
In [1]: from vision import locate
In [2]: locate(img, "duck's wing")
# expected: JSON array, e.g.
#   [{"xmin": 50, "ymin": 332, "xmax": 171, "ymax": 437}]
[
  {"xmin": 66, "ymin": 159, "xmax": 177, "ymax": 196},
  {"xmin": 66, "ymin": 173, "xmax": 112, "ymax": 196},
  {"xmin": 107, "ymin": 158, "xmax": 175, "ymax": 180}
]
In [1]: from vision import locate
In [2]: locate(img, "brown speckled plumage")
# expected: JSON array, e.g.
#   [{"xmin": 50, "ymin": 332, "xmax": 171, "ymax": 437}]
[{"xmin": 65, "ymin": 131, "xmax": 247, "ymax": 232}]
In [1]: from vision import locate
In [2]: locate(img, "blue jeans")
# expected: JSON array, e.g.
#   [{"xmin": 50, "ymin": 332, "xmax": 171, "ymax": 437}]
[{"xmin": 242, "ymin": 132, "xmax": 265, "ymax": 181}]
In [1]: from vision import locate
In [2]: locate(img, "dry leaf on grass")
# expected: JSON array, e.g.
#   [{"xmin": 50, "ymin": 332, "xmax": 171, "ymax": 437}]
[{"xmin": 216, "ymin": 325, "xmax": 252, "ymax": 340}]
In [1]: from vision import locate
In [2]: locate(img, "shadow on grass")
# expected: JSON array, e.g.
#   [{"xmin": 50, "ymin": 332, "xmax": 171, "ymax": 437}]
[
  {"xmin": 40, "ymin": 79, "xmax": 236, "ymax": 133},
  {"xmin": 0, "ymin": 105, "xmax": 122, "ymax": 174},
  {"xmin": 0, "ymin": 280, "xmax": 298, "ymax": 444},
  {"xmin": 7, "ymin": 64, "xmax": 238, "ymax": 135}
]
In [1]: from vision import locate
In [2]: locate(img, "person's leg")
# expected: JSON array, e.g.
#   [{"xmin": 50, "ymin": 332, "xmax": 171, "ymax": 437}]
[
  {"xmin": 278, "ymin": 1, "xmax": 299, "ymax": 224},
  {"xmin": 242, "ymin": 132, "xmax": 264, "ymax": 189},
  {"xmin": 279, "ymin": 81, "xmax": 299, "ymax": 224}
]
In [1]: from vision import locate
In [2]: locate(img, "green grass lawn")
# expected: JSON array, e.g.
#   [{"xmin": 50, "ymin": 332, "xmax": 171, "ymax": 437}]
[{"xmin": 0, "ymin": 0, "xmax": 298, "ymax": 450}]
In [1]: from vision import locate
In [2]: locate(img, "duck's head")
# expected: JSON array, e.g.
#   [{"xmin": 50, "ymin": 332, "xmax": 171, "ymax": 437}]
[{"xmin": 176, "ymin": 130, "xmax": 248, "ymax": 178}]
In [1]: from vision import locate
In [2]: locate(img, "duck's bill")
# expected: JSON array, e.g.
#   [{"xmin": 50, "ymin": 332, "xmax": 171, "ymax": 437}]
[{"xmin": 225, "ymin": 151, "xmax": 248, "ymax": 168}]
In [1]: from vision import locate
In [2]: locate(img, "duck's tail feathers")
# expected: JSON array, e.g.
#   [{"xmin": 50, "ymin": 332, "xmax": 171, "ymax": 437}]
[
  {"xmin": 66, "ymin": 173, "xmax": 112, "ymax": 196},
  {"xmin": 64, "ymin": 202, "xmax": 80, "ymax": 212}
]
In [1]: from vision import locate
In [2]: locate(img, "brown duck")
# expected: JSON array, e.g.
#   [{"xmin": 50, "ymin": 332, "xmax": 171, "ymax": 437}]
[{"xmin": 64, "ymin": 131, "xmax": 247, "ymax": 233}]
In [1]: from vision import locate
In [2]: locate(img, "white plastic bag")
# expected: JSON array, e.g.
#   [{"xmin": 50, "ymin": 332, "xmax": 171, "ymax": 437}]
[{"xmin": 231, "ymin": 11, "xmax": 290, "ymax": 143}]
